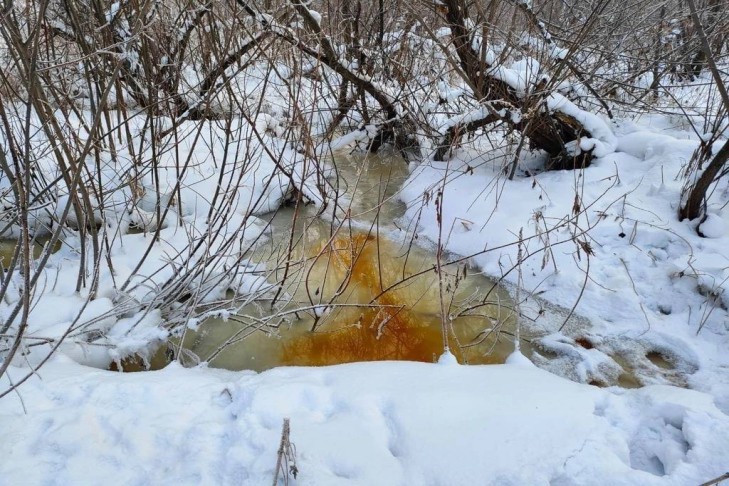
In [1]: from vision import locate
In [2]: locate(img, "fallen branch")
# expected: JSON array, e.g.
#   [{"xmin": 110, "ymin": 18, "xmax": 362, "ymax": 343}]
[{"xmin": 272, "ymin": 418, "xmax": 297, "ymax": 486}]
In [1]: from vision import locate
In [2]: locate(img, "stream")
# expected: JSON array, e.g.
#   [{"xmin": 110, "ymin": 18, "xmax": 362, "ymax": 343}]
[{"xmin": 129, "ymin": 151, "xmax": 527, "ymax": 372}]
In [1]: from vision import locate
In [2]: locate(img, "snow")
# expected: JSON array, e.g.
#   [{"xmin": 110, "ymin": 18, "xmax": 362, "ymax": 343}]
[
  {"xmin": 545, "ymin": 92, "xmax": 618, "ymax": 156},
  {"xmin": 2, "ymin": 356, "xmax": 728, "ymax": 485},
  {"xmin": 0, "ymin": 113, "xmax": 318, "ymax": 369},
  {"xmin": 328, "ymin": 126, "xmax": 378, "ymax": 151},
  {"xmin": 550, "ymin": 44, "xmax": 568, "ymax": 60},
  {"xmin": 504, "ymin": 349, "xmax": 534, "ymax": 367},
  {"xmin": 106, "ymin": 2, "xmax": 120, "ymax": 23},
  {"xmin": 394, "ymin": 108, "xmax": 729, "ymax": 427},
  {"xmin": 3, "ymin": 108, "xmax": 729, "ymax": 483},
  {"xmin": 436, "ymin": 349, "xmax": 458, "ymax": 365},
  {"xmin": 698, "ymin": 213, "xmax": 726, "ymax": 238},
  {"xmin": 2, "ymin": 21, "xmax": 729, "ymax": 486},
  {"xmin": 308, "ymin": 9, "xmax": 322, "ymax": 27}
]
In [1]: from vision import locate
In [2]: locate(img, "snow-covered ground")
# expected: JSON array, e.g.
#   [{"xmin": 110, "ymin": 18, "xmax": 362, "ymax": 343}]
[
  {"xmin": 2, "ymin": 111, "xmax": 729, "ymax": 484},
  {"xmin": 2, "ymin": 353, "xmax": 728, "ymax": 485},
  {"xmin": 400, "ymin": 115, "xmax": 729, "ymax": 405},
  {"xmin": 1, "ymin": 37, "xmax": 729, "ymax": 483}
]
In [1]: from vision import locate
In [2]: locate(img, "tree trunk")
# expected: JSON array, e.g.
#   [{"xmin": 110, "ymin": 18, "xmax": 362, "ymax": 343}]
[
  {"xmin": 435, "ymin": 0, "xmax": 595, "ymax": 168},
  {"xmin": 679, "ymin": 139, "xmax": 729, "ymax": 222}
]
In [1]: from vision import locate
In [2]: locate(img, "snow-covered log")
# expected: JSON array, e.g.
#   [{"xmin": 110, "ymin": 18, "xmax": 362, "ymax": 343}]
[{"xmin": 434, "ymin": 0, "xmax": 616, "ymax": 169}]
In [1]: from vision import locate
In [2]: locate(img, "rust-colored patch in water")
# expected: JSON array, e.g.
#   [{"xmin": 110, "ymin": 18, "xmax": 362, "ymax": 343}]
[
  {"xmin": 276, "ymin": 232, "xmax": 507, "ymax": 367},
  {"xmin": 279, "ymin": 311, "xmax": 444, "ymax": 366},
  {"xmin": 126, "ymin": 229, "xmax": 518, "ymax": 373},
  {"xmin": 106, "ymin": 153, "xmax": 529, "ymax": 373}
]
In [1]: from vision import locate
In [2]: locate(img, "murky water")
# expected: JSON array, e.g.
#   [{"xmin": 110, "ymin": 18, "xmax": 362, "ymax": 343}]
[
  {"xmin": 181, "ymin": 229, "xmax": 521, "ymax": 371},
  {"xmin": 0, "ymin": 237, "xmax": 61, "ymax": 265},
  {"xmin": 115, "ymin": 152, "xmax": 525, "ymax": 372}
]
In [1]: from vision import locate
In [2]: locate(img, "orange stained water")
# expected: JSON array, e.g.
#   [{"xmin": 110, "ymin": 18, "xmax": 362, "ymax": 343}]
[
  {"xmin": 279, "ymin": 233, "xmax": 446, "ymax": 366},
  {"xmin": 181, "ymin": 230, "xmax": 519, "ymax": 371},
  {"xmin": 114, "ymin": 152, "xmax": 521, "ymax": 372}
]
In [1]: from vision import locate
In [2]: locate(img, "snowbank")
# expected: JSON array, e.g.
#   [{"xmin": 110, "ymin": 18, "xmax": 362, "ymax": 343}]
[
  {"xmin": 1, "ymin": 356, "xmax": 727, "ymax": 485},
  {"xmin": 398, "ymin": 115, "xmax": 729, "ymax": 410}
]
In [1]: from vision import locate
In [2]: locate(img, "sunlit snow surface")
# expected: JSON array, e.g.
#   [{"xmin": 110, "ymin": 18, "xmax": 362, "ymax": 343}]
[
  {"xmin": 400, "ymin": 118, "xmax": 729, "ymax": 404},
  {"xmin": 2, "ymin": 355, "xmax": 728, "ymax": 485}
]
